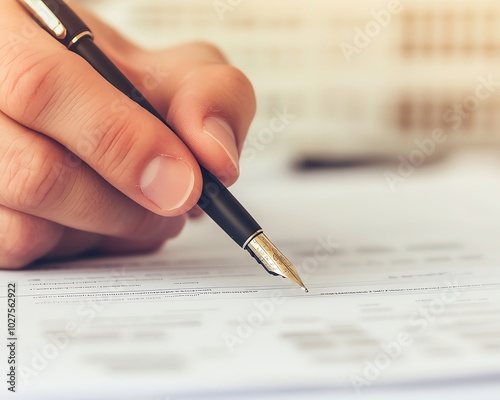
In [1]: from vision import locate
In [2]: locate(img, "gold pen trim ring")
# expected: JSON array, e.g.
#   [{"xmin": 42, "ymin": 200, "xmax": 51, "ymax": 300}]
[
  {"xmin": 68, "ymin": 31, "xmax": 94, "ymax": 49},
  {"xmin": 243, "ymin": 229, "xmax": 263, "ymax": 249}
]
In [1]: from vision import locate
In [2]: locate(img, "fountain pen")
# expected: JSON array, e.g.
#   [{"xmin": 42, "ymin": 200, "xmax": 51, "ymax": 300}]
[{"xmin": 18, "ymin": 0, "xmax": 308, "ymax": 292}]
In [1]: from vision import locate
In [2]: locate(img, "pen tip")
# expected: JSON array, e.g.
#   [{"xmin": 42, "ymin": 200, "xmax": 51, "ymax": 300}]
[{"xmin": 246, "ymin": 232, "xmax": 309, "ymax": 294}]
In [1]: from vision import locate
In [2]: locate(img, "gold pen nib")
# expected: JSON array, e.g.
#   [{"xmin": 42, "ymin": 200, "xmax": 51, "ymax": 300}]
[{"xmin": 246, "ymin": 233, "xmax": 308, "ymax": 292}]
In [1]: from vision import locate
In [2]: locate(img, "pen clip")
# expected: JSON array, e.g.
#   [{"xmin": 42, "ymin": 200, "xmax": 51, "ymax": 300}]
[{"xmin": 18, "ymin": 0, "xmax": 67, "ymax": 40}]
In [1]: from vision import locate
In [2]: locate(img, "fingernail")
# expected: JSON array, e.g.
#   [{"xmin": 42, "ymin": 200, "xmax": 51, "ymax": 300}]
[
  {"xmin": 140, "ymin": 156, "xmax": 195, "ymax": 211},
  {"xmin": 203, "ymin": 117, "xmax": 240, "ymax": 173}
]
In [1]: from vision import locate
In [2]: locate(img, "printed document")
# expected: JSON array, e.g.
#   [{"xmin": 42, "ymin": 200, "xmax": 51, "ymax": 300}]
[{"xmin": 1, "ymin": 151, "xmax": 500, "ymax": 399}]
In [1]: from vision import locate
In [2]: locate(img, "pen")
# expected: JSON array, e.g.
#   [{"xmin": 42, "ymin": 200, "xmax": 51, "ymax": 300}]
[{"xmin": 18, "ymin": 0, "xmax": 308, "ymax": 292}]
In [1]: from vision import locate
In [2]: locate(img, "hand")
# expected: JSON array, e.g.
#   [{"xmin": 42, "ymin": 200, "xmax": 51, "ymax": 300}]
[{"xmin": 0, "ymin": 1, "xmax": 256, "ymax": 268}]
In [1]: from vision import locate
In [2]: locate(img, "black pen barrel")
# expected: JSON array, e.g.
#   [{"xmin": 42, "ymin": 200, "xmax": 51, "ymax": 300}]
[
  {"xmin": 198, "ymin": 167, "xmax": 262, "ymax": 247},
  {"xmin": 72, "ymin": 38, "xmax": 262, "ymax": 247},
  {"xmin": 72, "ymin": 38, "xmax": 164, "ymax": 120}
]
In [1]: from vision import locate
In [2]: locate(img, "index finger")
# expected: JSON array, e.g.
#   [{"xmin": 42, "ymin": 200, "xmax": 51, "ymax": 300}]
[{"xmin": 0, "ymin": 1, "xmax": 202, "ymax": 215}]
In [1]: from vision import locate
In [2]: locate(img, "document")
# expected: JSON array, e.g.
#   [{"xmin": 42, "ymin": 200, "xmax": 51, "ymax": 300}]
[{"xmin": 1, "ymin": 151, "xmax": 500, "ymax": 399}]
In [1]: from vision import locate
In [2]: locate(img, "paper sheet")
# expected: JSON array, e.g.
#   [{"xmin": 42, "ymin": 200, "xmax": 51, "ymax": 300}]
[{"xmin": 1, "ymin": 151, "xmax": 500, "ymax": 399}]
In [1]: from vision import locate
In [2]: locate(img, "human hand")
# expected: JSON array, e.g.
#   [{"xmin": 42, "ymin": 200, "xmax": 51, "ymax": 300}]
[{"xmin": 0, "ymin": 1, "xmax": 256, "ymax": 268}]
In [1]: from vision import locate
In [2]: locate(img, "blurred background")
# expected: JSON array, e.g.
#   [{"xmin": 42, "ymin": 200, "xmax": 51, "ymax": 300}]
[{"xmin": 76, "ymin": 0, "xmax": 500, "ymax": 165}]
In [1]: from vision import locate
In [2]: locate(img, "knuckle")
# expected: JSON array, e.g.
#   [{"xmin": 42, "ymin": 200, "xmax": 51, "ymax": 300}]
[
  {"xmin": 0, "ymin": 138, "xmax": 65, "ymax": 211},
  {"xmin": 139, "ymin": 242, "xmax": 165, "ymax": 254},
  {"xmin": 218, "ymin": 64, "xmax": 249, "ymax": 84},
  {"xmin": 64, "ymin": 176, "xmax": 108, "ymax": 228},
  {"xmin": 136, "ymin": 236, "xmax": 171, "ymax": 254},
  {"xmin": 186, "ymin": 41, "xmax": 227, "ymax": 62},
  {"xmin": 0, "ymin": 46, "xmax": 63, "ymax": 125},
  {"xmin": 126, "ymin": 215, "xmax": 186, "ymax": 253},
  {"xmin": 119, "ymin": 211, "xmax": 185, "ymax": 242},
  {"xmin": 91, "ymin": 114, "xmax": 139, "ymax": 178},
  {"xmin": 215, "ymin": 65, "xmax": 256, "ymax": 114},
  {"xmin": 162, "ymin": 215, "xmax": 186, "ymax": 239},
  {"xmin": 120, "ymin": 210, "xmax": 166, "ymax": 239},
  {"xmin": 0, "ymin": 212, "xmax": 43, "ymax": 269}
]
